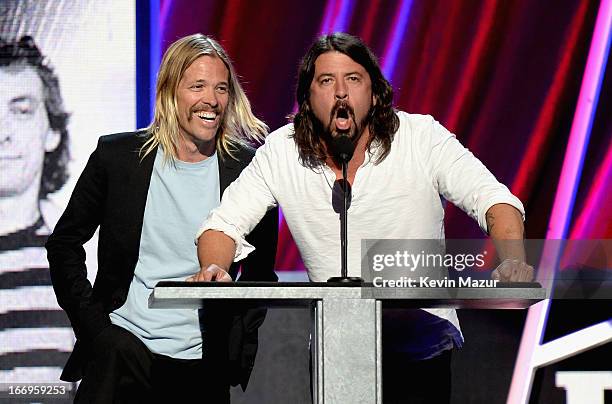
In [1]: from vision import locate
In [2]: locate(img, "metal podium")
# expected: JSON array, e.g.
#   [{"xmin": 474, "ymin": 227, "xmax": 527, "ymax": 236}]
[{"xmin": 149, "ymin": 282, "xmax": 545, "ymax": 404}]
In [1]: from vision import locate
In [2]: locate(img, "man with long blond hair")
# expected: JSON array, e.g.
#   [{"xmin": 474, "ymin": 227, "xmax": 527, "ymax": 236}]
[{"xmin": 46, "ymin": 34, "xmax": 277, "ymax": 402}]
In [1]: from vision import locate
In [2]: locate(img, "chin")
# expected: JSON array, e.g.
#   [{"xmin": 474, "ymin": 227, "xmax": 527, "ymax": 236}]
[
  {"xmin": 191, "ymin": 127, "xmax": 219, "ymax": 142},
  {"xmin": 331, "ymin": 126, "xmax": 358, "ymax": 141}
]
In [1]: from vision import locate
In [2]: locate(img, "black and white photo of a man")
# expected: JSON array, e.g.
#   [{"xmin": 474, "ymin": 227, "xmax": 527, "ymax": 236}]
[
  {"xmin": 0, "ymin": 1, "xmax": 135, "ymax": 392},
  {"xmin": 0, "ymin": 35, "xmax": 70, "ymax": 240},
  {"xmin": 0, "ymin": 35, "xmax": 74, "ymax": 385}
]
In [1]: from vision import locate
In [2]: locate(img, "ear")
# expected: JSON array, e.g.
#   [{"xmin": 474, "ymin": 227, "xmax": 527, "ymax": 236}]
[
  {"xmin": 372, "ymin": 94, "xmax": 377, "ymax": 107},
  {"xmin": 44, "ymin": 129, "xmax": 61, "ymax": 152}
]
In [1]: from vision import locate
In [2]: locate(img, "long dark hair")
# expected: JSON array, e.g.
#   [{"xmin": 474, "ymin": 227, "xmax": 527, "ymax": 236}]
[{"xmin": 292, "ymin": 33, "xmax": 399, "ymax": 169}]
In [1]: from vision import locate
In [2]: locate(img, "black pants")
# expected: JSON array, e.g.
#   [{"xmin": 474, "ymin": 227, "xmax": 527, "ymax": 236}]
[
  {"xmin": 75, "ymin": 325, "xmax": 229, "ymax": 404},
  {"xmin": 383, "ymin": 349, "xmax": 452, "ymax": 404}
]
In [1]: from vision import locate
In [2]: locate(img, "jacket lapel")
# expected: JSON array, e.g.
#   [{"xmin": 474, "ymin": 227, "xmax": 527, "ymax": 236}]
[
  {"xmin": 218, "ymin": 150, "xmax": 246, "ymax": 197},
  {"xmin": 120, "ymin": 141, "xmax": 157, "ymax": 265}
]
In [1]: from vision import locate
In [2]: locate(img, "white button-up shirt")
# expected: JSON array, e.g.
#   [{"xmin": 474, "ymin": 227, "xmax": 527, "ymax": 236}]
[{"xmin": 197, "ymin": 111, "xmax": 525, "ymax": 336}]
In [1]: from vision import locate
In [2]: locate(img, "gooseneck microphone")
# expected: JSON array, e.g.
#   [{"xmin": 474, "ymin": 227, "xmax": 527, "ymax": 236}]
[
  {"xmin": 331, "ymin": 135, "xmax": 355, "ymax": 163},
  {"xmin": 328, "ymin": 136, "xmax": 363, "ymax": 283}
]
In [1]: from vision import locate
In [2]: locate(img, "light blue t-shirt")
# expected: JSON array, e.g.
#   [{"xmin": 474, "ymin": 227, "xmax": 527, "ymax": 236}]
[{"xmin": 110, "ymin": 148, "xmax": 220, "ymax": 359}]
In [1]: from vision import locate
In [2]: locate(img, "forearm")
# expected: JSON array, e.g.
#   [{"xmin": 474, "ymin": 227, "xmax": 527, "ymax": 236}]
[
  {"xmin": 47, "ymin": 236, "xmax": 110, "ymax": 340},
  {"xmin": 239, "ymin": 207, "xmax": 279, "ymax": 282},
  {"xmin": 486, "ymin": 203, "xmax": 526, "ymax": 262},
  {"xmin": 197, "ymin": 230, "xmax": 237, "ymax": 271},
  {"xmin": 46, "ymin": 142, "xmax": 109, "ymax": 339}
]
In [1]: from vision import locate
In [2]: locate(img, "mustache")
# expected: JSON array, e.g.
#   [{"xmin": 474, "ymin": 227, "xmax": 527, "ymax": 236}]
[
  {"xmin": 329, "ymin": 100, "xmax": 355, "ymax": 122},
  {"xmin": 190, "ymin": 103, "xmax": 222, "ymax": 114}
]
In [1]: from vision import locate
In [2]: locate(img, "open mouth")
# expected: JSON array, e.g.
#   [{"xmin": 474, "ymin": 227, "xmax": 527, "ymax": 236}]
[
  {"xmin": 334, "ymin": 106, "xmax": 352, "ymax": 131},
  {"xmin": 195, "ymin": 110, "xmax": 218, "ymax": 123}
]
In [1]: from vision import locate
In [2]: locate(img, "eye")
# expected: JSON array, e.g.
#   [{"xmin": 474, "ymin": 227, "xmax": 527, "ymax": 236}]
[
  {"xmin": 11, "ymin": 105, "xmax": 34, "ymax": 115},
  {"xmin": 10, "ymin": 98, "xmax": 37, "ymax": 116},
  {"xmin": 347, "ymin": 75, "xmax": 360, "ymax": 83},
  {"xmin": 320, "ymin": 77, "xmax": 333, "ymax": 85},
  {"xmin": 216, "ymin": 85, "xmax": 228, "ymax": 94},
  {"xmin": 191, "ymin": 83, "xmax": 204, "ymax": 90}
]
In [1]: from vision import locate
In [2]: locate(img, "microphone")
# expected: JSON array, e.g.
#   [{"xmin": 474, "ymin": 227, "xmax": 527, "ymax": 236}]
[
  {"xmin": 330, "ymin": 135, "xmax": 355, "ymax": 163},
  {"xmin": 327, "ymin": 135, "xmax": 363, "ymax": 284}
]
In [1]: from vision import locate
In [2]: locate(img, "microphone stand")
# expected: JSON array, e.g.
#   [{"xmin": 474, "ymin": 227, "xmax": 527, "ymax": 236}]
[{"xmin": 328, "ymin": 156, "xmax": 363, "ymax": 284}]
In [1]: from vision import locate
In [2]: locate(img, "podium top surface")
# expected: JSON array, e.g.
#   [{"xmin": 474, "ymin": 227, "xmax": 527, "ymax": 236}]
[{"xmin": 149, "ymin": 281, "xmax": 546, "ymax": 309}]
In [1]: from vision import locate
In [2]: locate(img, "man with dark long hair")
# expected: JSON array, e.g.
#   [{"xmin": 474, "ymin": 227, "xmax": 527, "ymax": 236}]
[
  {"xmin": 194, "ymin": 33, "xmax": 533, "ymax": 403},
  {"xmin": 0, "ymin": 35, "xmax": 72, "ymax": 386}
]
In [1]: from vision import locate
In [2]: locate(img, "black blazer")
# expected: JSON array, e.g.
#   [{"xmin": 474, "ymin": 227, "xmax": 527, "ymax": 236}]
[{"xmin": 46, "ymin": 131, "xmax": 278, "ymax": 388}]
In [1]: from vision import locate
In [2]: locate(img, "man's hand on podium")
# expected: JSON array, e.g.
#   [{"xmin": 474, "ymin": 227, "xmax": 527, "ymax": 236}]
[
  {"xmin": 186, "ymin": 264, "xmax": 233, "ymax": 282},
  {"xmin": 491, "ymin": 259, "xmax": 535, "ymax": 282}
]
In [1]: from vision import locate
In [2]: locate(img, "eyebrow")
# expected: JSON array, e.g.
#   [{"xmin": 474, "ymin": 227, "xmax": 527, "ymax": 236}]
[
  {"xmin": 315, "ymin": 71, "xmax": 363, "ymax": 79},
  {"xmin": 10, "ymin": 95, "xmax": 37, "ymax": 103},
  {"xmin": 192, "ymin": 79, "xmax": 229, "ymax": 86}
]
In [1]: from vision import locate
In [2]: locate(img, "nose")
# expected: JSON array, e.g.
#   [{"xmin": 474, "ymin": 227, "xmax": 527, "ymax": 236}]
[
  {"xmin": 0, "ymin": 113, "xmax": 11, "ymax": 145},
  {"xmin": 201, "ymin": 87, "xmax": 219, "ymax": 108},
  {"xmin": 0, "ymin": 131, "xmax": 11, "ymax": 145},
  {"xmin": 334, "ymin": 80, "xmax": 348, "ymax": 100}
]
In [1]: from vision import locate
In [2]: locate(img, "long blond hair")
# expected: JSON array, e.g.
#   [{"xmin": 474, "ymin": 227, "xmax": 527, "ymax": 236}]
[{"xmin": 142, "ymin": 34, "xmax": 267, "ymax": 162}]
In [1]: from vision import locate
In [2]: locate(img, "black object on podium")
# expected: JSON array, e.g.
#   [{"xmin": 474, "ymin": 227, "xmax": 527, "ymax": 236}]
[{"xmin": 328, "ymin": 135, "xmax": 363, "ymax": 284}]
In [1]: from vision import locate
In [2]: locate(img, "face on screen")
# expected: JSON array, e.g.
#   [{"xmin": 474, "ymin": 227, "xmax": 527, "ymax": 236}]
[
  {"xmin": 0, "ymin": 65, "xmax": 60, "ymax": 198},
  {"xmin": 176, "ymin": 55, "xmax": 229, "ymax": 157}
]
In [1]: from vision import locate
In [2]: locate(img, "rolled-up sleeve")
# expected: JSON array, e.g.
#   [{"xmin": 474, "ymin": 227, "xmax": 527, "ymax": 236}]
[
  {"xmin": 420, "ymin": 116, "xmax": 525, "ymax": 233},
  {"xmin": 196, "ymin": 141, "xmax": 278, "ymax": 261}
]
